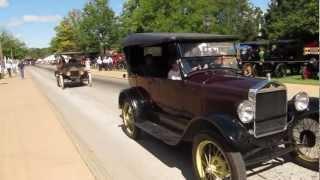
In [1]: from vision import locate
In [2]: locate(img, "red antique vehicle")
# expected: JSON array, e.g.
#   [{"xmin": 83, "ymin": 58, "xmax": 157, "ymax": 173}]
[
  {"xmin": 302, "ymin": 41, "xmax": 319, "ymax": 79},
  {"xmin": 119, "ymin": 33, "xmax": 319, "ymax": 180}
]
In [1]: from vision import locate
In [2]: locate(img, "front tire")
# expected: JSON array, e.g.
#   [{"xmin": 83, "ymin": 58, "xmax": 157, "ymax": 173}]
[
  {"xmin": 121, "ymin": 101, "xmax": 140, "ymax": 139},
  {"xmin": 87, "ymin": 72, "xmax": 93, "ymax": 87},
  {"xmin": 192, "ymin": 133, "xmax": 246, "ymax": 180},
  {"xmin": 289, "ymin": 117, "xmax": 319, "ymax": 171},
  {"xmin": 59, "ymin": 75, "xmax": 65, "ymax": 89}
]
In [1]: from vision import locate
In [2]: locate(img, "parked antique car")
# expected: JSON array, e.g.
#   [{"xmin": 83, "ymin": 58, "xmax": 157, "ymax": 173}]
[
  {"xmin": 119, "ymin": 33, "xmax": 319, "ymax": 180},
  {"xmin": 238, "ymin": 40, "xmax": 308, "ymax": 77},
  {"xmin": 54, "ymin": 52, "xmax": 92, "ymax": 89},
  {"xmin": 302, "ymin": 41, "xmax": 319, "ymax": 79}
]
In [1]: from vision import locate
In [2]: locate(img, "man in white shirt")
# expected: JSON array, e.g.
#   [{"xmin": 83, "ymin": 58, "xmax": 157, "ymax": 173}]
[
  {"xmin": 6, "ymin": 61, "xmax": 12, "ymax": 78},
  {"xmin": 107, "ymin": 56, "xmax": 113, "ymax": 70},
  {"xmin": 102, "ymin": 56, "xmax": 108, "ymax": 70},
  {"xmin": 97, "ymin": 56, "xmax": 102, "ymax": 71},
  {"xmin": 168, "ymin": 62, "xmax": 181, "ymax": 80}
]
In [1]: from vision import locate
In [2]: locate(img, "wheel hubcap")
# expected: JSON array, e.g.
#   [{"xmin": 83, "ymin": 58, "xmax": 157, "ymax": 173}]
[
  {"xmin": 293, "ymin": 118, "xmax": 319, "ymax": 161},
  {"xmin": 196, "ymin": 140, "xmax": 231, "ymax": 179},
  {"xmin": 122, "ymin": 104, "xmax": 135, "ymax": 135}
]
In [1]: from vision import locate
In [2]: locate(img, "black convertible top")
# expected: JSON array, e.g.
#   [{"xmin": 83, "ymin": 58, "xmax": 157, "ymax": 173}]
[{"xmin": 123, "ymin": 33, "xmax": 238, "ymax": 47}]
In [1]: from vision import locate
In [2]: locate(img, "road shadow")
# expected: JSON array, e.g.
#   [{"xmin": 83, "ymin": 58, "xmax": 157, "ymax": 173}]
[
  {"xmin": 119, "ymin": 124, "xmax": 312, "ymax": 180},
  {"xmin": 137, "ymin": 132, "xmax": 195, "ymax": 180},
  {"xmin": 63, "ymin": 82, "xmax": 88, "ymax": 89}
]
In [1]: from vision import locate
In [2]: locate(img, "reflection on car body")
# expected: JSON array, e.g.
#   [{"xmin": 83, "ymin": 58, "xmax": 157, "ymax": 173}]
[{"xmin": 118, "ymin": 33, "xmax": 319, "ymax": 180}]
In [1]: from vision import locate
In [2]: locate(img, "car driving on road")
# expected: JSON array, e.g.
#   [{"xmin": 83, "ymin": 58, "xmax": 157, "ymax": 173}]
[
  {"xmin": 54, "ymin": 52, "xmax": 92, "ymax": 89},
  {"xmin": 118, "ymin": 33, "xmax": 319, "ymax": 180}
]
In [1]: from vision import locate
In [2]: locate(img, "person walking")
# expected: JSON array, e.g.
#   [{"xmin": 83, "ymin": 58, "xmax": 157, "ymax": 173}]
[
  {"xmin": 18, "ymin": 61, "xmax": 25, "ymax": 79},
  {"xmin": 97, "ymin": 56, "xmax": 103, "ymax": 71},
  {"xmin": 107, "ymin": 56, "xmax": 113, "ymax": 71},
  {"xmin": 102, "ymin": 56, "xmax": 108, "ymax": 71},
  {"xmin": 85, "ymin": 57, "xmax": 91, "ymax": 71},
  {"xmin": 6, "ymin": 61, "xmax": 12, "ymax": 78},
  {"xmin": 0, "ymin": 61, "xmax": 2, "ymax": 79}
]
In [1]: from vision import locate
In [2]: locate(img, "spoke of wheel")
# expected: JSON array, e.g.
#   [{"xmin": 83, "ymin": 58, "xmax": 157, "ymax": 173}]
[
  {"xmin": 208, "ymin": 145, "xmax": 212, "ymax": 164},
  {"xmin": 203, "ymin": 152, "xmax": 210, "ymax": 167}
]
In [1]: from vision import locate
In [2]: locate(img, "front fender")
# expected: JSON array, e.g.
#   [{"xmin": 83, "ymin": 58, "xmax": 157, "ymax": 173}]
[
  {"xmin": 118, "ymin": 87, "xmax": 151, "ymax": 109},
  {"xmin": 183, "ymin": 113, "xmax": 251, "ymax": 152},
  {"xmin": 288, "ymin": 97, "xmax": 319, "ymax": 126}
]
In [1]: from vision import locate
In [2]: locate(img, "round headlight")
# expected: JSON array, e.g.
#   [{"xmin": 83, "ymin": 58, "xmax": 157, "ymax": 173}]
[
  {"xmin": 80, "ymin": 71, "xmax": 84, "ymax": 75},
  {"xmin": 66, "ymin": 71, "xmax": 71, "ymax": 76},
  {"xmin": 294, "ymin": 92, "xmax": 309, "ymax": 111},
  {"xmin": 237, "ymin": 100, "xmax": 255, "ymax": 123}
]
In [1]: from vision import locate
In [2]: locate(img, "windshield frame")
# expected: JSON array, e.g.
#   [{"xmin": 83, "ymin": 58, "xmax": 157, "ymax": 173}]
[{"xmin": 176, "ymin": 42, "xmax": 239, "ymax": 77}]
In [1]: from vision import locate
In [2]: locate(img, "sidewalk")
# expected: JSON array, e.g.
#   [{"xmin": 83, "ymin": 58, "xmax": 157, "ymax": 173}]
[{"xmin": 0, "ymin": 74, "xmax": 94, "ymax": 180}]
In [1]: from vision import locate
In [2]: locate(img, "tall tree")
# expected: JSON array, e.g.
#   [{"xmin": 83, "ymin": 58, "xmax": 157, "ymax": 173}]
[
  {"xmin": 78, "ymin": 0, "xmax": 117, "ymax": 54},
  {"xmin": 264, "ymin": 0, "xmax": 319, "ymax": 41},
  {"xmin": 120, "ymin": 0, "xmax": 262, "ymax": 40},
  {"xmin": 50, "ymin": 14, "xmax": 80, "ymax": 53},
  {"xmin": 0, "ymin": 30, "xmax": 28, "ymax": 59}
]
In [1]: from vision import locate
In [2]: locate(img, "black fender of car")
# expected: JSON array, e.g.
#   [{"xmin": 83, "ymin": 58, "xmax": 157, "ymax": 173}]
[
  {"xmin": 288, "ymin": 97, "xmax": 319, "ymax": 126},
  {"xmin": 118, "ymin": 87, "xmax": 152, "ymax": 109},
  {"xmin": 182, "ymin": 113, "xmax": 251, "ymax": 152}
]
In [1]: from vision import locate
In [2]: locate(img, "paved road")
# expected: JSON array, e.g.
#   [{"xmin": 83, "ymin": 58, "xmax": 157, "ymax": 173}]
[{"xmin": 29, "ymin": 67, "xmax": 319, "ymax": 180}]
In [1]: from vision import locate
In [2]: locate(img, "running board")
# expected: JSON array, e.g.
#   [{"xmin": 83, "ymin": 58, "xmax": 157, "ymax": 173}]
[
  {"xmin": 136, "ymin": 121, "xmax": 182, "ymax": 145},
  {"xmin": 245, "ymin": 146, "xmax": 295, "ymax": 167}
]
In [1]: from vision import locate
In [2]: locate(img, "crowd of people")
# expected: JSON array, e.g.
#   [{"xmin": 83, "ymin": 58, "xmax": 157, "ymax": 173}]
[
  {"xmin": 92, "ymin": 54, "xmax": 126, "ymax": 71},
  {"xmin": 0, "ymin": 59, "xmax": 26, "ymax": 79}
]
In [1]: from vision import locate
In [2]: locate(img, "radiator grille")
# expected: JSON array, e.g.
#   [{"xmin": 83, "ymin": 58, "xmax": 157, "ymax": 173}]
[
  {"xmin": 70, "ymin": 71, "xmax": 79, "ymax": 76},
  {"xmin": 254, "ymin": 90, "xmax": 287, "ymax": 137}
]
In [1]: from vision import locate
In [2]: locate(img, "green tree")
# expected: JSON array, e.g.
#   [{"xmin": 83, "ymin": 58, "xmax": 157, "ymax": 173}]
[
  {"xmin": 264, "ymin": 0, "xmax": 319, "ymax": 41},
  {"xmin": 120, "ymin": 0, "xmax": 262, "ymax": 40},
  {"xmin": 50, "ymin": 16, "xmax": 80, "ymax": 53},
  {"xmin": 0, "ymin": 30, "xmax": 28, "ymax": 59},
  {"xmin": 78, "ymin": 0, "xmax": 117, "ymax": 54}
]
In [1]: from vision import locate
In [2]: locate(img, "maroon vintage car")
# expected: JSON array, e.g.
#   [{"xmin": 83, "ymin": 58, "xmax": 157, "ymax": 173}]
[{"xmin": 119, "ymin": 33, "xmax": 319, "ymax": 180}]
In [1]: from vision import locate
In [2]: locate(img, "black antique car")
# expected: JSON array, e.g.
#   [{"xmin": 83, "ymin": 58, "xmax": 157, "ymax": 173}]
[
  {"xmin": 238, "ymin": 40, "xmax": 308, "ymax": 77},
  {"xmin": 119, "ymin": 33, "xmax": 319, "ymax": 180},
  {"xmin": 54, "ymin": 52, "xmax": 92, "ymax": 89}
]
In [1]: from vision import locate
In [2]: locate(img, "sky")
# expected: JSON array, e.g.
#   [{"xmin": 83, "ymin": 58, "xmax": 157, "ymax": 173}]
[{"xmin": 0, "ymin": 0, "xmax": 269, "ymax": 48}]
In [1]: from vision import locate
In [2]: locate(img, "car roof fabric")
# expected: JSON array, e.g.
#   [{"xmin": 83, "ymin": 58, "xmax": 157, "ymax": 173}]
[{"xmin": 123, "ymin": 33, "xmax": 238, "ymax": 47}]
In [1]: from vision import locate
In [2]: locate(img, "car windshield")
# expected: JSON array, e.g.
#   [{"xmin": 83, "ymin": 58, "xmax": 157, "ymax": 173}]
[
  {"xmin": 180, "ymin": 42, "xmax": 236, "ymax": 57},
  {"xmin": 179, "ymin": 42, "xmax": 239, "ymax": 75}
]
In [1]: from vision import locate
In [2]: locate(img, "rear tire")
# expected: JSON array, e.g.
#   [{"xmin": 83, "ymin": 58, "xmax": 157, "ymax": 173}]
[
  {"xmin": 121, "ymin": 101, "xmax": 140, "ymax": 139},
  {"xmin": 192, "ymin": 133, "xmax": 246, "ymax": 180},
  {"xmin": 274, "ymin": 64, "xmax": 287, "ymax": 78}
]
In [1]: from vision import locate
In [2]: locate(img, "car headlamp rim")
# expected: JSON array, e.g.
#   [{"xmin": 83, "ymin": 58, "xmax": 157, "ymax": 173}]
[
  {"xmin": 66, "ymin": 71, "xmax": 71, "ymax": 76},
  {"xmin": 237, "ymin": 100, "xmax": 255, "ymax": 124},
  {"xmin": 294, "ymin": 92, "xmax": 309, "ymax": 111}
]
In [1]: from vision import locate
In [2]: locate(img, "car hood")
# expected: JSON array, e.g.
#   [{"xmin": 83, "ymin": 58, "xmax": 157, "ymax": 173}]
[{"xmin": 188, "ymin": 70, "xmax": 265, "ymax": 96}]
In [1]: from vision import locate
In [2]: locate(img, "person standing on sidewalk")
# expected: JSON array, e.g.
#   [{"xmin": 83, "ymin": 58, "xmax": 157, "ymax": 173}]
[
  {"xmin": 6, "ymin": 61, "xmax": 12, "ymax": 78},
  {"xmin": 18, "ymin": 61, "xmax": 25, "ymax": 79},
  {"xmin": 85, "ymin": 57, "xmax": 91, "ymax": 71},
  {"xmin": 97, "ymin": 56, "xmax": 103, "ymax": 71}
]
